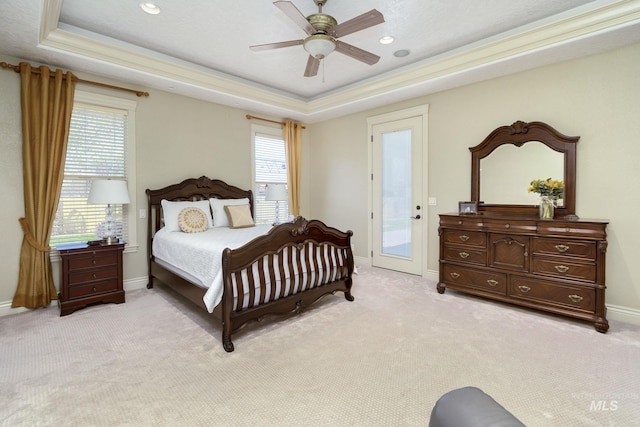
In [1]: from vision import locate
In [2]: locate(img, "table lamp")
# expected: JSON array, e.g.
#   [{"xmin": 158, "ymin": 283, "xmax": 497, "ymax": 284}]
[
  {"xmin": 265, "ymin": 184, "xmax": 287, "ymax": 225},
  {"xmin": 88, "ymin": 179, "xmax": 130, "ymax": 244}
]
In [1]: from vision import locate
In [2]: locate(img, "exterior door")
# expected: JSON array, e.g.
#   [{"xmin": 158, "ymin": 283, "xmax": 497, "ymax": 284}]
[{"xmin": 371, "ymin": 116, "xmax": 423, "ymax": 275}]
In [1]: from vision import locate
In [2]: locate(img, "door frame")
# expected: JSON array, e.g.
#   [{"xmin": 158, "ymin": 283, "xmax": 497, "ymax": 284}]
[{"xmin": 366, "ymin": 104, "xmax": 429, "ymax": 277}]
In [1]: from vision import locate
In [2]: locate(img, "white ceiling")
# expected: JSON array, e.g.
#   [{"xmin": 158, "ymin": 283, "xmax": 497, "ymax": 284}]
[{"xmin": 1, "ymin": 0, "xmax": 640, "ymax": 122}]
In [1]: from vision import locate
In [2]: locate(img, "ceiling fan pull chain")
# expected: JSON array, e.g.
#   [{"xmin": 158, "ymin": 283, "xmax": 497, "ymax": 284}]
[{"xmin": 322, "ymin": 58, "xmax": 325, "ymax": 83}]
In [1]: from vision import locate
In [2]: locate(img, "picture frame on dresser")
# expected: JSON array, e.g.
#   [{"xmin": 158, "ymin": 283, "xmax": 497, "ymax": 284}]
[{"xmin": 458, "ymin": 201, "xmax": 478, "ymax": 215}]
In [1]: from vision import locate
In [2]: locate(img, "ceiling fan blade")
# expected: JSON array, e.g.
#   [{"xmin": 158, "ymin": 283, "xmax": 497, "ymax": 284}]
[
  {"xmin": 250, "ymin": 39, "xmax": 304, "ymax": 51},
  {"xmin": 331, "ymin": 9, "xmax": 384, "ymax": 38},
  {"xmin": 274, "ymin": 1, "xmax": 315, "ymax": 35},
  {"xmin": 304, "ymin": 55, "xmax": 320, "ymax": 77},
  {"xmin": 335, "ymin": 40, "xmax": 380, "ymax": 65}
]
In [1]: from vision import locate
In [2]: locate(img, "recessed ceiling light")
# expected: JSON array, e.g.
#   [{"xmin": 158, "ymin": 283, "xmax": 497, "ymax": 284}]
[
  {"xmin": 140, "ymin": 2, "xmax": 161, "ymax": 15},
  {"xmin": 379, "ymin": 36, "xmax": 395, "ymax": 45},
  {"xmin": 393, "ymin": 49, "xmax": 410, "ymax": 58}
]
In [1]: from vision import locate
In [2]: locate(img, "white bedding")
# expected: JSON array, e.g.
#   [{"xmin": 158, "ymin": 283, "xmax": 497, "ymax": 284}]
[{"xmin": 152, "ymin": 224, "xmax": 273, "ymax": 312}]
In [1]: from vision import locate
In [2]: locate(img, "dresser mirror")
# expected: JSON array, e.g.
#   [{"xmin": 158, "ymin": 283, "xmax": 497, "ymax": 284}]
[{"xmin": 470, "ymin": 121, "xmax": 579, "ymax": 217}]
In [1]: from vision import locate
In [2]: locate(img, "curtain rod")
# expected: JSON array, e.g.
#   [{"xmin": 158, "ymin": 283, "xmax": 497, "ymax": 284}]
[
  {"xmin": 246, "ymin": 114, "xmax": 306, "ymax": 129},
  {"xmin": 1, "ymin": 62, "xmax": 149, "ymax": 98}
]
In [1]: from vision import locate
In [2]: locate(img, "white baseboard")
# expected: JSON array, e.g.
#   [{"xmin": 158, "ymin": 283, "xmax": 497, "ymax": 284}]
[
  {"xmin": 2, "ymin": 274, "xmax": 639, "ymax": 327},
  {"xmin": 0, "ymin": 276, "xmax": 150, "ymax": 317},
  {"xmin": 607, "ymin": 304, "xmax": 640, "ymax": 326},
  {"xmin": 354, "ymin": 256, "xmax": 370, "ymax": 269},
  {"xmin": 124, "ymin": 276, "xmax": 149, "ymax": 292}
]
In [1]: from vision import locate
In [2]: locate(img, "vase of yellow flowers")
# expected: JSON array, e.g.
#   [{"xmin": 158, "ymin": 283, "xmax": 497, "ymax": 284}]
[{"xmin": 528, "ymin": 178, "xmax": 563, "ymax": 220}]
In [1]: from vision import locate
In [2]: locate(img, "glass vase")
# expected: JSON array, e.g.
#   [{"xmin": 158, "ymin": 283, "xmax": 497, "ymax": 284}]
[{"xmin": 539, "ymin": 196, "xmax": 555, "ymax": 220}]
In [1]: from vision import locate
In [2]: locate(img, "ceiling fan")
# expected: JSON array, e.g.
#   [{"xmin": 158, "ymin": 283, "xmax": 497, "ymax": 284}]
[{"xmin": 250, "ymin": 0, "xmax": 385, "ymax": 77}]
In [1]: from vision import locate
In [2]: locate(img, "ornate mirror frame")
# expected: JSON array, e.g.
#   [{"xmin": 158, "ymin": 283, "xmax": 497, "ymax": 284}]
[{"xmin": 470, "ymin": 120, "xmax": 579, "ymax": 218}]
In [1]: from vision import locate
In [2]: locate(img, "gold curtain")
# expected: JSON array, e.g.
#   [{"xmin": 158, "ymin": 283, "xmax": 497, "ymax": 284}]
[
  {"xmin": 12, "ymin": 62, "xmax": 76, "ymax": 308},
  {"xmin": 283, "ymin": 120, "xmax": 302, "ymax": 216}
]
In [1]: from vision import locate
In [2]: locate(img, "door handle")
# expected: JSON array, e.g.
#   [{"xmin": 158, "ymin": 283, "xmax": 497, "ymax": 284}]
[{"xmin": 411, "ymin": 215, "xmax": 421, "ymax": 219}]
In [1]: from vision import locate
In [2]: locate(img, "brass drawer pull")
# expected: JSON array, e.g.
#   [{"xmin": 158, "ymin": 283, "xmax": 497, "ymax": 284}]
[
  {"xmin": 518, "ymin": 285, "xmax": 531, "ymax": 293},
  {"xmin": 459, "ymin": 235, "xmax": 470, "ymax": 242},
  {"xmin": 92, "ymin": 287, "xmax": 97, "ymax": 292},
  {"xmin": 92, "ymin": 273, "xmax": 97, "ymax": 279},
  {"xmin": 92, "ymin": 259, "xmax": 97, "ymax": 265},
  {"xmin": 449, "ymin": 272, "xmax": 460, "ymax": 279},
  {"xmin": 458, "ymin": 252, "xmax": 470, "ymax": 259},
  {"xmin": 505, "ymin": 223, "xmax": 510, "ymax": 229},
  {"xmin": 486, "ymin": 279, "xmax": 498, "ymax": 287},
  {"xmin": 555, "ymin": 265, "xmax": 570, "ymax": 273},
  {"xmin": 555, "ymin": 244, "xmax": 570, "ymax": 253},
  {"xmin": 568, "ymin": 294, "xmax": 584, "ymax": 303}
]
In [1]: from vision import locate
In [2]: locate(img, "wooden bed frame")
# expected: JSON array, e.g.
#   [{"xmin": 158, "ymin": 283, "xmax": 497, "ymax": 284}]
[{"xmin": 146, "ymin": 176, "xmax": 355, "ymax": 352}]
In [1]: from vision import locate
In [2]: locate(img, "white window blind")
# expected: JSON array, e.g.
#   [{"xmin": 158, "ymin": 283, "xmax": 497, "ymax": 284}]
[
  {"xmin": 50, "ymin": 103, "xmax": 129, "ymax": 245},
  {"xmin": 254, "ymin": 131, "xmax": 289, "ymax": 224}
]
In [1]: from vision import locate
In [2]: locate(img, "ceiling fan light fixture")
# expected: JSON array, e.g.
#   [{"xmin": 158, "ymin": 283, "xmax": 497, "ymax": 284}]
[
  {"xmin": 139, "ymin": 2, "xmax": 161, "ymax": 15},
  {"xmin": 304, "ymin": 34, "xmax": 336, "ymax": 59}
]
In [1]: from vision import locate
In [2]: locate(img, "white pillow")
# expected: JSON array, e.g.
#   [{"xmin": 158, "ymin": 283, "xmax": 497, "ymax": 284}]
[
  {"xmin": 210, "ymin": 198, "xmax": 250, "ymax": 227},
  {"xmin": 161, "ymin": 199, "xmax": 213, "ymax": 232}
]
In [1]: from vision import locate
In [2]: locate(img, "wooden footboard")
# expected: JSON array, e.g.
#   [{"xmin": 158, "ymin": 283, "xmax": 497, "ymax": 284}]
[{"xmin": 219, "ymin": 217, "xmax": 354, "ymax": 352}]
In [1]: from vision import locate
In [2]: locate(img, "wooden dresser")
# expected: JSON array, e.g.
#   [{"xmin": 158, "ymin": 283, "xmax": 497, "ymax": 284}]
[
  {"xmin": 58, "ymin": 242, "xmax": 125, "ymax": 316},
  {"xmin": 438, "ymin": 213, "xmax": 609, "ymax": 332}
]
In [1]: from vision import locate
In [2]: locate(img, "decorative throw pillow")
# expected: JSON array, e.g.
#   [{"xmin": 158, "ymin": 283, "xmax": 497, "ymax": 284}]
[
  {"xmin": 210, "ymin": 198, "xmax": 250, "ymax": 227},
  {"xmin": 224, "ymin": 204, "xmax": 255, "ymax": 229},
  {"xmin": 177, "ymin": 207, "xmax": 209, "ymax": 233},
  {"xmin": 161, "ymin": 199, "xmax": 213, "ymax": 232}
]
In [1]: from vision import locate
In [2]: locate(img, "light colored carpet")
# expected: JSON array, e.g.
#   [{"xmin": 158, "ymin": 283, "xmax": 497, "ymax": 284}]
[{"xmin": 1, "ymin": 266, "xmax": 639, "ymax": 426}]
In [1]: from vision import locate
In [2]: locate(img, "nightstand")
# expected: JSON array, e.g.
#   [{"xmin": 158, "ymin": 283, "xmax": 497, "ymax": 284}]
[{"xmin": 58, "ymin": 242, "xmax": 125, "ymax": 316}]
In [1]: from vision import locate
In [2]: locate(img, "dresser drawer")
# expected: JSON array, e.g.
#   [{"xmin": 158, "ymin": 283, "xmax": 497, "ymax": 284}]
[
  {"xmin": 68, "ymin": 252, "xmax": 119, "ymax": 270},
  {"xmin": 443, "ymin": 245, "xmax": 486, "ymax": 265},
  {"xmin": 532, "ymin": 258, "xmax": 596, "ymax": 282},
  {"xmin": 509, "ymin": 276, "xmax": 595, "ymax": 313},
  {"xmin": 537, "ymin": 221, "xmax": 607, "ymax": 239},
  {"xmin": 442, "ymin": 264, "xmax": 506, "ymax": 295},
  {"xmin": 442, "ymin": 230, "xmax": 486, "ymax": 247},
  {"xmin": 532, "ymin": 238, "xmax": 596, "ymax": 260},
  {"xmin": 68, "ymin": 279, "xmax": 120, "ymax": 299},
  {"xmin": 440, "ymin": 215, "xmax": 483, "ymax": 230},
  {"xmin": 68, "ymin": 267, "xmax": 118, "ymax": 286},
  {"xmin": 483, "ymin": 218, "xmax": 537, "ymax": 234}
]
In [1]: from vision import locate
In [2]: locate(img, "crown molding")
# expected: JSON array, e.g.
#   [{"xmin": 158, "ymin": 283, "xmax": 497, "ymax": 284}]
[{"xmin": 38, "ymin": 0, "xmax": 640, "ymax": 121}]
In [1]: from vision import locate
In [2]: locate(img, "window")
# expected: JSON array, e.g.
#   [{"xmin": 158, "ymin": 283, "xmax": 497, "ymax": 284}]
[
  {"xmin": 50, "ymin": 92, "xmax": 137, "ymax": 248},
  {"xmin": 252, "ymin": 124, "xmax": 289, "ymax": 224}
]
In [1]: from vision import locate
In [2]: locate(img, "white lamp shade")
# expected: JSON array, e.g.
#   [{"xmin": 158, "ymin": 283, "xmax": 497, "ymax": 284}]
[
  {"xmin": 265, "ymin": 184, "xmax": 288, "ymax": 201},
  {"xmin": 88, "ymin": 179, "xmax": 131, "ymax": 204},
  {"xmin": 303, "ymin": 34, "xmax": 336, "ymax": 59}
]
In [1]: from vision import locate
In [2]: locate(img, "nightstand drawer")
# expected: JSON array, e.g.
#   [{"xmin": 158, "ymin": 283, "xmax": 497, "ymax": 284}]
[
  {"xmin": 68, "ymin": 279, "xmax": 119, "ymax": 299},
  {"xmin": 68, "ymin": 252, "xmax": 118, "ymax": 270},
  {"xmin": 68, "ymin": 267, "xmax": 118, "ymax": 285}
]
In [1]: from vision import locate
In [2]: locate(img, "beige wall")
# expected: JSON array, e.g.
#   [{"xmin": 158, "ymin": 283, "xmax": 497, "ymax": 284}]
[
  {"xmin": 1, "ymin": 42, "xmax": 639, "ymax": 322},
  {"xmin": 0, "ymin": 53, "xmax": 281, "ymax": 305},
  {"xmin": 307, "ymin": 42, "xmax": 640, "ymax": 317}
]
